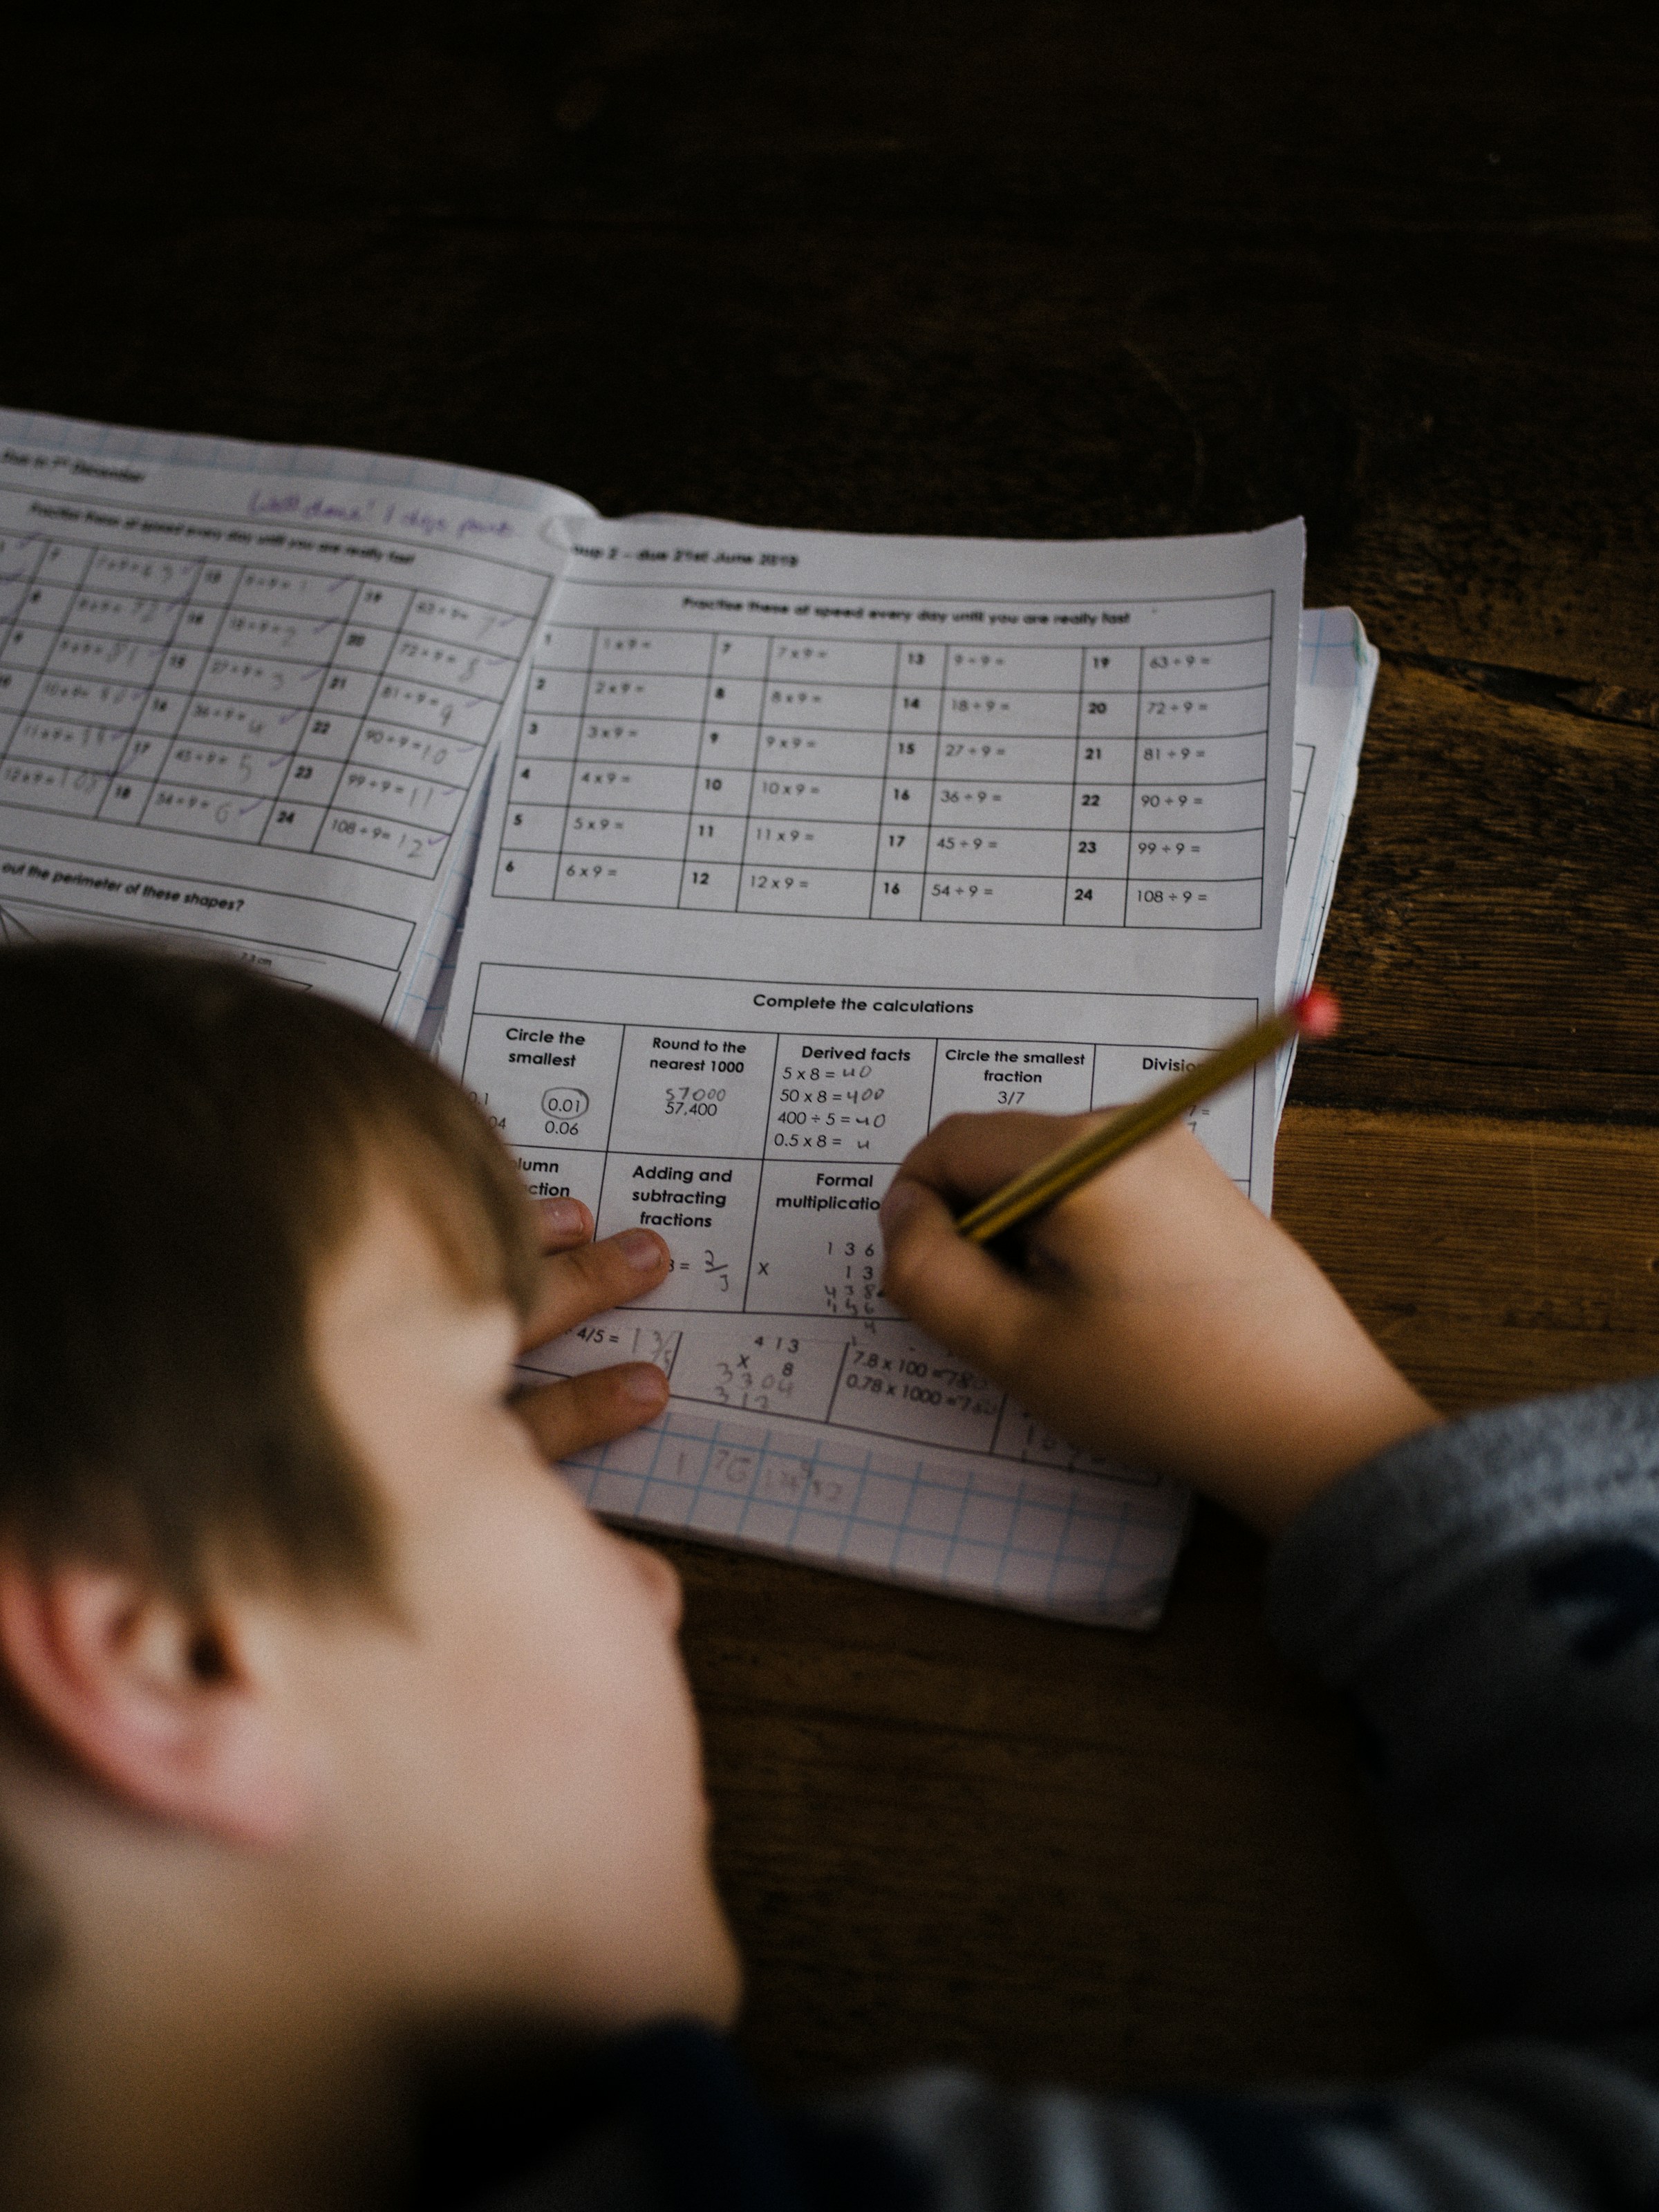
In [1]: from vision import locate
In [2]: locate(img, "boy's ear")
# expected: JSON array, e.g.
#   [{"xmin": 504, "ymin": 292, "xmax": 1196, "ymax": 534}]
[{"xmin": 0, "ymin": 1555, "xmax": 317, "ymax": 1849}]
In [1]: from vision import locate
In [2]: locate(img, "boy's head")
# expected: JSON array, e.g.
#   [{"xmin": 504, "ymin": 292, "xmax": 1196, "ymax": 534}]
[{"xmin": 0, "ymin": 941, "xmax": 737, "ymax": 2119}]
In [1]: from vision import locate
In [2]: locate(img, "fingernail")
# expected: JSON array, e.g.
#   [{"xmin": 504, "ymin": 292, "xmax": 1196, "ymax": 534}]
[
  {"xmin": 618, "ymin": 1228, "xmax": 667, "ymax": 1271},
  {"xmin": 538, "ymin": 1197, "xmax": 586, "ymax": 1235},
  {"xmin": 624, "ymin": 1364, "xmax": 669, "ymax": 1405},
  {"xmin": 879, "ymin": 1179, "xmax": 923, "ymax": 1240}
]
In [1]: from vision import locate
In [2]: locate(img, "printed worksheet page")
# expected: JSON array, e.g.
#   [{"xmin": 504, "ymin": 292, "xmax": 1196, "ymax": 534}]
[
  {"xmin": 447, "ymin": 513, "xmax": 1304, "ymax": 1624},
  {"xmin": 0, "ymin": 409, "xmax": 588, "ymax": 1030}
]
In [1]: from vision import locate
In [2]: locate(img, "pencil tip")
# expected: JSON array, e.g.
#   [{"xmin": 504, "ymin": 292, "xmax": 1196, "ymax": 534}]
[{"xmin": 1293, "ymin": 984, "xmax": 1341, "ymax": 1039}]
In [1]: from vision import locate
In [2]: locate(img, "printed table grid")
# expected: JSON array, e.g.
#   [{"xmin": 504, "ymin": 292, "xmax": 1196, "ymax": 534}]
[
  {"xmin": 562, "ymin": 1406, "xmax": 1185, "ymax": 1623},
  {"xmin": 0, "ymin": 528, "xmax": 535, "ymax": 881},
  {"xmin": 494, "ymin": 618, "xmax": 1274, "ymax": 929},
  {"xmin": 474, "ymin": 964, "xmax": 1256, "ymax": 1485},
  {"xmin": 472, "ymin": 1014, "xmax": 1256, "ymax": 1326}
]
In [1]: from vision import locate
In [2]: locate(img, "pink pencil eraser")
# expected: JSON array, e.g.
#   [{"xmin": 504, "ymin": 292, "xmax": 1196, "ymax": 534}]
[{"xmin": 1293, "ymin": 984, "xmax": 1341, "ymax": 1040}]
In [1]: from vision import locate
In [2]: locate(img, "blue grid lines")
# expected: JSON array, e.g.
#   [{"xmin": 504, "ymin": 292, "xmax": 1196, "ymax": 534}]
[
  {"xmin": 1298, "ymin": 606, "xmax": 1360, "ymax": 691},
  {"xmin": 563, "ymin": 1406, "xmax": 1186, "ymax": 1625}
]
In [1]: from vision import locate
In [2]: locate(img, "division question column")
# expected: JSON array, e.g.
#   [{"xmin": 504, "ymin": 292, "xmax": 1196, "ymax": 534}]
[{"xmin": 1126, "ymin": 606, "xmax": 1273, "ymax": 930}]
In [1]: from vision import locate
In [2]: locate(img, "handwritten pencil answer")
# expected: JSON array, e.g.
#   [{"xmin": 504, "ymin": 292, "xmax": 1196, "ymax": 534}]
[{"xmin": 1, "ymin": 411, "xmax": 1371, "ymax": 1624}]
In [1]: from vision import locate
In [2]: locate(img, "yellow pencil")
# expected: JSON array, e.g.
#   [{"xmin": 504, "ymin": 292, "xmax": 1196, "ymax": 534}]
[{"xmin": 957, "ymin": 986, "xmax": 1341, "ymax": 1246}]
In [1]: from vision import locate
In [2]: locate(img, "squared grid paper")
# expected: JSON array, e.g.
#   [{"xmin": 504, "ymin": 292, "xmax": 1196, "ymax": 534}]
[
  {"xmin": 563, "ymin": 1405, "xmax": 1190, "ymax": 1629},
  {"xmin": 1298, "ymin": 603, "xmax": 1371, "ymax": 693}
]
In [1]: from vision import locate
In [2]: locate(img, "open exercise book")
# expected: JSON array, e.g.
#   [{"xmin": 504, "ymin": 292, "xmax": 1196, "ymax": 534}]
[{"xmin": 0, "ymin": 409, "xmax": 1376, "ymax": 1627}]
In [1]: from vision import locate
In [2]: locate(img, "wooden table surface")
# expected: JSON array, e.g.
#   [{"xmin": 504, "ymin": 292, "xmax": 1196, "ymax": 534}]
[{"xmin": 8, "ymin": 0, "xmax": 1656, "ymax": 2099}]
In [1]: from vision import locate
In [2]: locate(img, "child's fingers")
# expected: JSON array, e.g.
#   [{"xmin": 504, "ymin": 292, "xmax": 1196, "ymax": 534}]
[
  {"xmin": 878, "ymin": 1173, "xmax": 1035, "ymax": 1380},
  {"xmin": 897, "ymin": 1108, "xmax": 1106, "ymax": 1206},
  {"xmin": 514, "ymin": 1362, "xmax": 670, "ymax": 1462},
  {"xmin": 520, "ymin": 1227, "xmax": 673, "ymax": 1349},
  {"xmin": 534, "ymin": 1194, "xmax": 594, "ymax": 1253}
]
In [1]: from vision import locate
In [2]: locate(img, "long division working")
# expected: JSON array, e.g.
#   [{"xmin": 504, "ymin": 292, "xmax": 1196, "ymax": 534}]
[{"xmin": 493, "ymin": 600, "xmax": 1274, "ymax": 926}]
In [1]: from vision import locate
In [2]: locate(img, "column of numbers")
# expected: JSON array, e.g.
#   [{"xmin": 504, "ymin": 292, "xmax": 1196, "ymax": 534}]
[
  {"xmin": 496, "ymin": 623, "xmax": 589, "ymax": 897},
  {"xmin": 1065, "ymin": 646, "xmax": 1138, "ymax": 923},
  {"xmin": 871, "ymin": 642, "xmax": 942, "ymax": 919}
]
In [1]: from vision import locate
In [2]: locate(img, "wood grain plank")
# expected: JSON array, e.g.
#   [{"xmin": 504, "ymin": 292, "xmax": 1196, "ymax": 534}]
[
  {"xmin": 1276, "ymin": 1105, "xmax": 1659, "ymax": 1405},
  {"xmin": 1290, "ymin": 665, "xmax": 1659, "ymax": 1121}
]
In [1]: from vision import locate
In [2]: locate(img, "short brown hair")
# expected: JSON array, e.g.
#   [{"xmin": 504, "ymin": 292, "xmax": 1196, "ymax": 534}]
[{"xmin": 0, "ymin": 939, "xmax": 539, "ymax": 1602}]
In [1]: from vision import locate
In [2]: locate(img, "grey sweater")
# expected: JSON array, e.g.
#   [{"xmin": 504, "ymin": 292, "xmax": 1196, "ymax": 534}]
[{"xmin": 471, "ymin": 1376, "xmax": 1659, "ymax": 2211}]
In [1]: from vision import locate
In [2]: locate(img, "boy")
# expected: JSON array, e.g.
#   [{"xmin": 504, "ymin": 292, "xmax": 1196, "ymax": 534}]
[{"xmin": 0, "ymin": 938, "xmax": 1654, "ymax": 2209}]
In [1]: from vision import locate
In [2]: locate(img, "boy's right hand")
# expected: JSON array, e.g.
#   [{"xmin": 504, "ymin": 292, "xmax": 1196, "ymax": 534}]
[
  {"xmin": 509, "ymin": 1199, "xmax": 674, "ymax": 1464},
  {"xmin": 879, "ymin": 1112, "xmax": 1438, "ymax": 1534}
]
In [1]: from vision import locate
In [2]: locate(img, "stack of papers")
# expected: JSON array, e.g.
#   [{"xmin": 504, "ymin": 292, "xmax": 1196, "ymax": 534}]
[{"xmin": 0, "ymin": 409, "xmax": 1375, "ymax": 1624}]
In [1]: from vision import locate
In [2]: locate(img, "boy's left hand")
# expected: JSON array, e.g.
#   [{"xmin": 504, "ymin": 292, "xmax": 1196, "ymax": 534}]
[{"xmin": 510, "ymin": 1197, "xmax": 674, "ymax": 1461}]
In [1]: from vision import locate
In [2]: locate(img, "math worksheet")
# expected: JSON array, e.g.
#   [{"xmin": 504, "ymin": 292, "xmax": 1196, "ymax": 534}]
[
  {"xmin": 0, "ymin": 410, "xmax": 588, "ymax": 1031},
  {"xmin": 1, "ymin": 409, "xmax": 1340, "ymax": 1625},
  {"xmin": 446, "ymin": 514, "xmax": 1304, "ymax": 1624}
]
